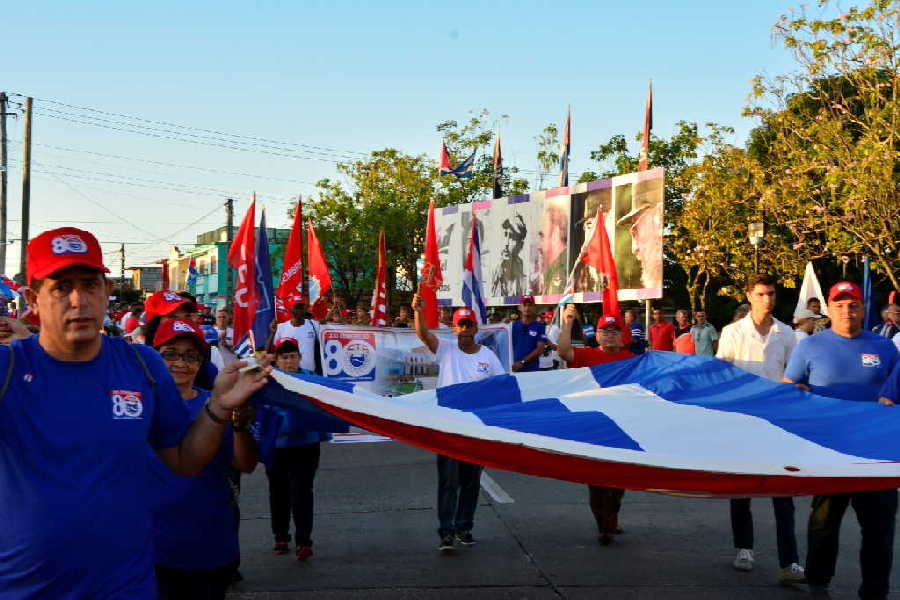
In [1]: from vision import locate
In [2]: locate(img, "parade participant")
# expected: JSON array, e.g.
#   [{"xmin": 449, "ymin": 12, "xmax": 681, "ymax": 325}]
[
  {"xmin": 784, "ymin": 281, "xmax": 899, "ymax": 598},
  {"xmin": 538, "ymin": 311, "xmax": 560, "ymax": 370},
  {"xmin": 143, "ymin": 289, "xmax": 197, "ymax": 347},
  {"xmin": 125, "ymin": 303, "xmax": 144, "ymax": 334},
  {"xmin": 673, "ymin": 309, "xmax": 695, "ymax": 354},
  {"xmin": 624, "ymin": 309, "xmax": 646, "ymax": 354},
  {"xmin": 215, "ymin": 307, "xmax": 233, "ymax": 348},
  {"xmin": 393, "ymin": 305, "xmax": 412, "ymax": 327},
  {"xmin": 274, "ymin": 300, "xmax": 320, "ymax": 374},
  {"xmin": 263, "ymin": 337, "xmax": 330, "ymax": 562},
  {"xmin": 648, "ymin": 307, "xmax": 675, "ymax": 351},
  {"xmin": 148, "ymin": 319, "xmax": 257, "ymax": 600},
  {"xmin": 557, "ymin": 305, "xmax": 634, "ymax": 545},
  {"xmin": 690, "ymin": 310, "xmax": 718, "ymax": 356},
  {"xmin": 0, "ymin": 227, "xmax": 270, "ymax": 600},
  {"xmin": 717, "ymin": 274, "xmax": 803, "ymax": 584},
  {"xmin": 438, "ymin": 305, "xmax": 453, "ymax": 329},
  {"xmin": 793, "ymin": 308, "xmax": 817, "ymax": 343},
  {"xmin": 353, "ymin": 304, "xmax": 369, "ymax": 326},
  {"xmin": 412, "ymin": 290, "xmax": 504, "ymax": 552},
  {"xmin": 511, "ymin": 294, "xmax": 546, "ymax": 372},
  {"xmin": 732, "ymin": 303, "xmax": 751, "ymax": 322},
  {"xmin": 872, "ymin": 303, "xmax": 899, "ymax": 339}
]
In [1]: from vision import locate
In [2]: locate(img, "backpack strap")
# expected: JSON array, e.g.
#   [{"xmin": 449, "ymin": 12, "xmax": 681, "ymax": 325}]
[
  {"xmin": 127, "ymin": 342, "xmax": 157, "ymax": 391},
  {"xmin": 0, "ymin": 345, "xmax": 15, "ymax": 401}
]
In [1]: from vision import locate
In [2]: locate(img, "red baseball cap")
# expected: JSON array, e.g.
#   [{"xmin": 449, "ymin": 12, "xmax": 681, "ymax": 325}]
[
  {"xmin": 828, "ymin": 281, "xmax": 863, "ymax": 303},
  {"xmin": 145, "ymin": 290, "xmax": 194, "ymax": 321},
  {"xmin": 152, "ymin": 318, "xmax": 208, "ymax": 352},
  {"xmin": 452, "ymin": 307, "xmax": 477, "ymax": 326},
  {"xmin": 541, "ymin": 311, "xmax": 554, "ymax": 319},
  {"xmin": 519, "ymin": 294, "xmax": 535, "ymax": 305},
  {"xmin": 274, "ymin": 337, "xmax": 300, "ymax": 353},
  {"xmin": 26, "ymin": 227, "xmax": 109, "ymax": 285},
  {"xmin": 597, "ymin": 315, "xmax": 624, "ymax": 330}
]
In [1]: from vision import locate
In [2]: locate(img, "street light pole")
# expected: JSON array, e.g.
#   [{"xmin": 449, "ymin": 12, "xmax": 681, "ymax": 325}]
[{"xmin": 748, "ymin": 222, "xmax": 764, "ymax": 274}]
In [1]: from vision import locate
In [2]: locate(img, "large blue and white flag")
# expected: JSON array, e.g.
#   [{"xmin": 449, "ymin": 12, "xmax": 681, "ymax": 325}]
[
  {"xmin": 269, "ymin": 352, "xmax": 900, "ymax": 497},
  {"xmin": 461, "ymin": 215, "xmax": 487, "ymax": 325}
]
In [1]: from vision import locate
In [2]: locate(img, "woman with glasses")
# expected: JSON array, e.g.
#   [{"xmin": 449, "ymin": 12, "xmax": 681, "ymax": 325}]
[{"xmin": 148, "ymin": 318, "xmax": 257, "ymax": 600}]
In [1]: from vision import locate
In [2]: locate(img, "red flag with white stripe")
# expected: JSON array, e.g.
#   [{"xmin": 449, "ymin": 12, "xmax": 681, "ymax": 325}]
[
  {"xmin": 227, "ymin": 196, "xmax": 256, "ymax": 346},
  {"xmin": 370, "ymin": 231, "xmax": 388, "ymax": 326},
  {"xmin": 276, "ymin": 200, "xmax": 304, "ymax": 323}
]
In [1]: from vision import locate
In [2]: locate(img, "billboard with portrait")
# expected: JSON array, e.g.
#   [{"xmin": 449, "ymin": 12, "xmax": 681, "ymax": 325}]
[{"xmin": 435, "ymin": 168, "xmax": 664, "ymax": 306}]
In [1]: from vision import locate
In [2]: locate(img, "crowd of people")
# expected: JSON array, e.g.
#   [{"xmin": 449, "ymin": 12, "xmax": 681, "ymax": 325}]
[{"xmin": 3, "ymin": 225, "xmax": 900, "ymax": 600}]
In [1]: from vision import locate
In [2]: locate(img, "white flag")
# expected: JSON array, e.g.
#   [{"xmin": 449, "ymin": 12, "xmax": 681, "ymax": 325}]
[{"xmin": 794, "ymin": 262, "xmax": 828, "ymax": 320}]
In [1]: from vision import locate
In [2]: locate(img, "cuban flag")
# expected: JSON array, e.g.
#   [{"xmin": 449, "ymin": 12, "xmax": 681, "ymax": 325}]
[
  {"xmin": 449, "ymin": 149, "xmax": 477, "ymax": 180},
  {"xmin": 268, "ymin": 352, "xmax": 900, "ymax": 497},
  {"xmin": 186, "ymin": 258, "xmax": 198, "ymax": 287},
  {"xmin": 461, "ymin": 214, "xmax": 487, "ymax": 325},
  {"xmin": 0, "ymin": 275, "xmax": 22, "ymax": 299}
]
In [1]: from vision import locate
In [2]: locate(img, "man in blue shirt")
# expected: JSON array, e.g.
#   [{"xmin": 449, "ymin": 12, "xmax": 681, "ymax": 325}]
[
  {"xmin": 510, "ymin": 294, "xmax": 546, "ymax": 372},
  {"xmin": 0, "ymin": 227, "xmax": 270, "ymax": 600},
  {"xmin": 623, "ymin": 309, "xmax": 646, "ymax": 354},
  {"xmin": 784, "ymin": 281, "xmax": 900, "ymax": 599}
]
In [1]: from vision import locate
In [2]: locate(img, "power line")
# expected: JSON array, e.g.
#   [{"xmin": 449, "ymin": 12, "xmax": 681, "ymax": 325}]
[{"xmin": 11, "ymin": 93, "xmax": 369, "ymax": 158}]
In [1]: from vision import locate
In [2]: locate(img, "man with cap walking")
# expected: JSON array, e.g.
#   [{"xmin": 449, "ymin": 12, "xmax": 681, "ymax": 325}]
[
  {"xmin": 557, "ymin": 304, "xmax": 634, "ymax": 545},
  {"xmin": 784, "ymin": 281, "xmax": 899, "ymax": 599},
  {"xmin": 0, "ymin": 227, "xmax": 270, "ymax": 600},
  {"xmin": 412, "ymin": 289, "xmax": 504, "ymax": 552},
  {"xmin": 511, "ymin": 294, "xmax": 547, "ymax": 372}
]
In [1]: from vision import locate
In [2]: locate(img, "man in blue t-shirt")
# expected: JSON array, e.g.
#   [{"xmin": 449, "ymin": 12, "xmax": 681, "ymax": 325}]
[
  {"xmin": 784, "ymin": 281, "xmax": 900, "ymax": 599},
  {"xmin": 623, "ymin": 309, "xmax": 646, "ymax": 354},
  {"xmin": 0, "ymin": 227, "xmax": 271, "ymax": 600},
  {"xmin": 510, "ymin": 294, "xmax": 546, "ymax": 372}
]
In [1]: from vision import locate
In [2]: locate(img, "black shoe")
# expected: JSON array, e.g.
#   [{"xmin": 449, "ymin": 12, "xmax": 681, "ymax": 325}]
[
  {"xmin": 438, "ymin": 534, "xmax": 456, "ymax": 552},
  {"xmin": 455, "ymin": 530, "xmax": 476, "ymax": 546}
]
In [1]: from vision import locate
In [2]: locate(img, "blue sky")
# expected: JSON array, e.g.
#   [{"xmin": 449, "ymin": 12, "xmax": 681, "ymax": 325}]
[{"xmin": 2, "ymin": 0, "xmax": 824, "ymax": 274}]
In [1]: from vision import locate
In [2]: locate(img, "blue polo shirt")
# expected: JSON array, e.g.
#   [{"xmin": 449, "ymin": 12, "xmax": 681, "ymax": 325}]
[
  {"xmin": 511, "ymin": 319, "xmax": 546, "ymax": 372},
  {"xmin": 148, "ymin": 389, "xmax": 239, "ymax": 570},
  {"xmin": 784, "ymin": 329, "xmax": 899, "ymax": 402},
  {"xmin": 0, "ymin": 335, "xmax": 190, "ymax": 600}
]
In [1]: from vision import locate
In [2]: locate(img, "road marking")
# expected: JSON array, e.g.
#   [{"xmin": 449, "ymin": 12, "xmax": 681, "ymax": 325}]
[{"xmin": 481, "ymin": 471, "xmax": 514, "ymax": 504}]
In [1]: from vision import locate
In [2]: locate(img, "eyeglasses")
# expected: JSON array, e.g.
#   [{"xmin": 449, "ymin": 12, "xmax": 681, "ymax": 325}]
[{"xmin": 160, "ymin": 350, "xmax": 202, "ymax": 364}]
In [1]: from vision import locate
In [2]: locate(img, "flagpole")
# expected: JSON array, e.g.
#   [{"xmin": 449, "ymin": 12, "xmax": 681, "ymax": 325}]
[{"xmin": 298, "ymin": 195, "xmax": 306, "ymax": 305}]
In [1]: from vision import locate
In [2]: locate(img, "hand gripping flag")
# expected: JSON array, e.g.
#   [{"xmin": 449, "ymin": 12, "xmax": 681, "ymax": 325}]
[
  {"xmin": 276, "ymin": 200, "xmax": 305, "ymax": 323},
  {"xmin": 370, "ymin": 231, "xmax": 388, "ymax": 326},
  {"xmin": 639, "ymin": 82, "xmax": 653, "ymax": 171},
  {"xmin": 461, "ymin": 214, "xmax": 487, "ymax": 325},
  {"xmin": 227, "ymin": 197, "xmax": 256, "ymax": 349},
  {"xmin": 420, "ymin": 200, "xmax": 443, "ymax": 328},
  {"xmin": 306, "ymin": 219, "xmax": 332, "ymax": 321},
  {"xmin": 269, "ymin": 352, "xmax": 900, "ymax": 497}
]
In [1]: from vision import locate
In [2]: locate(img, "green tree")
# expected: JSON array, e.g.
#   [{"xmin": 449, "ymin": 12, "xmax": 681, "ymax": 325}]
[
  {"xmin": 535, "ymin": 123, "xmax": 559, "ymax": 189},
  {"xmin": 746, "ymin": 0, "xmax": 900, "ymax": 290}
]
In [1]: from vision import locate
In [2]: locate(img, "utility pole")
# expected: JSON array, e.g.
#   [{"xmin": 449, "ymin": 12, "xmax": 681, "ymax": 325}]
[
  {"xmin": 18, "ymin": 97, "xmax": 32, "ymax": 303},
  {"xmin": 120, "ymin": 243, "xmax": 125, "ymax": 297},
  {"xmin": 0, "ymin": 92, "xmax": 11, "ymax": 276},
  {"xmin": 225, "ymin": 198, "xmax": 234, "ymax": 308}
]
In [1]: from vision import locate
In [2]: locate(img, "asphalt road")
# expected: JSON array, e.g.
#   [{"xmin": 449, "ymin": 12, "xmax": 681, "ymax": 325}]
[{"xmin": 226, "ymin": 436, "xmax": 892, "ymax": 600}]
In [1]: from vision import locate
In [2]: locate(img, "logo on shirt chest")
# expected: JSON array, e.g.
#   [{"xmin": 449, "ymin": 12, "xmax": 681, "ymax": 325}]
[
  {"xmin": 111, "ymin": 389, "xmax": 144, "ymax": 419},
  {"xmin": 861, "ymin": 353, "xmax": 881, "ymax": 368},
  {"xmin": 528, "ymin": 330, "xmax": 537, "ymax": 337},
  {"xmin": 476, "ymin": 361, "xmax": 491, "ymax": 373}
]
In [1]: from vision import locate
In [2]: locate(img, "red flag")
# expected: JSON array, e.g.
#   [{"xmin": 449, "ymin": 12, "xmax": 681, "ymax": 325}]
[
  {"xmin": 306, "ymin": 219, "xmax": 332, "ymax": 320},
  {"xmin": 639, "ymin": 81, "xmax": 653, "ymax": 171},
  {"xmin": 370, "ymin": 231, "xmax": 388, "ymax": 326},
  {"xmin": 580, "ymin": 208, "xmax": 620, "ymax": 319},
  {"xmin": 420, "ymin": 200, "xmax": 443, "ymax": 328},
  {"xmin": 227, "ymin": 196, "xmax": 256, "ymax": 346},
  {"xmin": 438, "ymin": 141, "xmax": 452, "ymax": 176},
  {"xmin": 276, "ymin": 200, "xmax": 304, "ymax": 323}
]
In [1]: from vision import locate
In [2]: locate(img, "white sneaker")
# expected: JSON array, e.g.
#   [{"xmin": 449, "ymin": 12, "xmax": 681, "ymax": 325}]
[
  {"xmin": 779, "ymin": 562, "xmax": 806, "ymax": 585},
  {"xmin": 733, "ymin": 548, "xmax": 754, "ymax": 571}
]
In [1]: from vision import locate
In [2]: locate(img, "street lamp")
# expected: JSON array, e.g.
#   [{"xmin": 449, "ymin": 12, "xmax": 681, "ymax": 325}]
[{"xmin": 748, "ymin": 222, "xmax": 764, "ymax": 273}]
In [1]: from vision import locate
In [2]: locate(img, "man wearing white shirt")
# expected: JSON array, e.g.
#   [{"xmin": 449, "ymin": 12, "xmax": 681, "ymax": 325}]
[
  {"xmin": 716, "ymin": 273, "xmax": 803, "ymax": 585},
  {"xmin": 412, "ymin": 288, "xmax": 504, "ymax": 553},
  {"xmin": 274, "ymin": 301, "xmax": 320, "ymax": 374}
]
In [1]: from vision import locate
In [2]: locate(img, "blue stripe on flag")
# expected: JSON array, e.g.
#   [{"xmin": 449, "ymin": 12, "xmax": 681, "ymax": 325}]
[
  {"xmin": 436, "ymin": 374, "xmax": 521, "ymax": 410},
  {"xmin": 474, "ymin": 398, "xmax": 643, "ymax": 450},
  {"xmin": 588, "ymin": 352, "xmax": 900, "ymax": 461}
]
